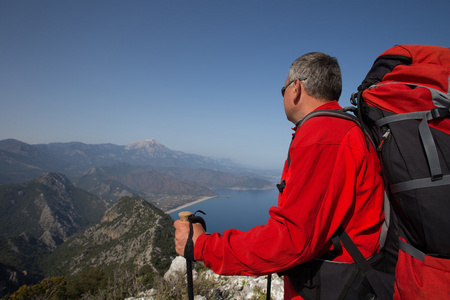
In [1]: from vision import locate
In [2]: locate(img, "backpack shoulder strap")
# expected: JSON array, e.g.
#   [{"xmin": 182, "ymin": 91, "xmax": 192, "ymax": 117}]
[
  {"xmin": 334, "ymin": 226, "xmax": 395, "ymax": 300},
  {"xmin": 301, "ymin": 109, "xmax": 392, "ymax": 250},
  {"xmin": 298, "ymin": 109, "xmax": 376, "ymax": 148},
  {"xmin": 299, "ymin": 109, "xmax": 359, "ymax": 127}
]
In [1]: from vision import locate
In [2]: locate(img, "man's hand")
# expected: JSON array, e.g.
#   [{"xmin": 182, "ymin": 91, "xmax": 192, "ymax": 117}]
[{"xmin": 174, "ymin": 220, "xmax": 206, "ymax": 257}]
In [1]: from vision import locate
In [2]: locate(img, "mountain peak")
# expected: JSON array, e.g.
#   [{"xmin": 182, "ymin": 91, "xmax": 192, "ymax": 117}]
[
  {"xmin": 125, "ymin": 139, "xmax": 161, "ymax": 149},
  {"xmin": 35, "ymin": 172, "xmax": 72, "ymax": 188},
  {"xmin": 125, "ymin": 139, "xmax": 172, "ymax": 158},
  {"xmin": 0, "ymin": 139, "xmax": 36, "ymax": 156}
]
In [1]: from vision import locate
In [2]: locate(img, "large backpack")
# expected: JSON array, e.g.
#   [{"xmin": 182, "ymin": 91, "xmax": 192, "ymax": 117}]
[
  {"xmin": 350, "ymin": 44, "xmax": 450, "ymax": 299},
  {"xmin": 278, "ymin": 110, "xmax": 396, "ymax": 300}
]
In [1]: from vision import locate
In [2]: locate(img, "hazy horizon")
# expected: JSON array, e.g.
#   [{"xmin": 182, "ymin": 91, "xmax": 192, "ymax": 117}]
[{"xmin": 1, "ymin": 0, "xmax": 448, "ymax": 169}]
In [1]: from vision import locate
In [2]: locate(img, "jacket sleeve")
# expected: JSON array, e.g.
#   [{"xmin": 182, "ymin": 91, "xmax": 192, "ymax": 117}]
[{"xmin": 194, "ymin": 124, "xmax": 381, "ymax": 276}]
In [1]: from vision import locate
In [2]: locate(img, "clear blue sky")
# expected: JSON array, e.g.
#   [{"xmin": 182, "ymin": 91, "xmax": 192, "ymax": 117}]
[{"xmin": 1, "ymin": 0, "xmax": 448, "ymax": 169}]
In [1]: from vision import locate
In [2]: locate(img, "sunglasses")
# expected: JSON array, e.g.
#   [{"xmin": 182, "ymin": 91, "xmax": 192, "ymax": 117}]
[{"xmin": 281, "ymin": 77, "xmax": 307, "ymax": 97}]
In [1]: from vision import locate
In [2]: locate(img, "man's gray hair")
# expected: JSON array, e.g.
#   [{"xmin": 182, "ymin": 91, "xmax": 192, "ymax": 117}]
[{"xmin": 288, "ymin": 52, "xmax": 342, "ymax": 101}]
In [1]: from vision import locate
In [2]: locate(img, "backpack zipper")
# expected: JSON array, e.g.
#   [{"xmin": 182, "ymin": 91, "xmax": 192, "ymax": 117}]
[{"xmin": 377, "ymin": 129, "xmax": 391, "ymax": 152}]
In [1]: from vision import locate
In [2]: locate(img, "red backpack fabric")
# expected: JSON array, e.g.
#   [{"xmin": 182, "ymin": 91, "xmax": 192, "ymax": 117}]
[{"xmin": 352, "ymin": 44, "xmax": 450, "ymax": 299}]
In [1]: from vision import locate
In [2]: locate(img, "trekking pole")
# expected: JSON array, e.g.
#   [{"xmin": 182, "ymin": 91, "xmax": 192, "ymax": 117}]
[
  {"xmin": 179, "ymin": 211, "xmax": 195, "ymax": 300},
  {"xmin": 179, "ymin": 210, "xmax": 207, "ymax": 300},
  {"xmin": 267, "ymin": 274, "xmax": 271, "ymax": 300}
]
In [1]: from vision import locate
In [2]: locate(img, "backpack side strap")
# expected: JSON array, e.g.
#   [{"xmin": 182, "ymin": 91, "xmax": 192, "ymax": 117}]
[{"xmin": 399, "ymin": 239, "xmax": 425, "ymax": 262}]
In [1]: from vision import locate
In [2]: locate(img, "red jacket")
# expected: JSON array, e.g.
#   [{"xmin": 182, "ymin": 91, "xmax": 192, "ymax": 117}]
[{"xmin": 194, "ymin": 101, "xmax": 385, "ymax": 299}]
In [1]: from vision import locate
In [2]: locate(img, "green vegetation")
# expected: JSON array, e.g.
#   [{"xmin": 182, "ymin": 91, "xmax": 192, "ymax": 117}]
[
  {"xmin": 1, "ymin": 260, "xmax": 274, "ymax": 300},
  {"xmin": 3, "ymin": 276, "xmax": 67, "ymax": 300},
  {"xmin": 2, "ymin": 263, "xmax": 230, "ymax": 300},
  {"xmin": 250, "ymin": 286, "xmax": 268, "ymax": 300},
  {"xmin": 2, "ymin": 267, "xmax": 147, "ymax": 300}
]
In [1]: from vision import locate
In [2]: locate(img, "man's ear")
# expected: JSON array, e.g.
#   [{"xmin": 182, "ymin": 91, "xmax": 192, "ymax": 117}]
[{"xmin": 292, "ymin": 79, "xmax": 301, "ymax": 104}]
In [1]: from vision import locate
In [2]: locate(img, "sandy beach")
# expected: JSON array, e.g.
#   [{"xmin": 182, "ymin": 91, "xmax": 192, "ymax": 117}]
[{"xmin": 165, "ymin": 196, "xmax": 217, "ymax": 214}]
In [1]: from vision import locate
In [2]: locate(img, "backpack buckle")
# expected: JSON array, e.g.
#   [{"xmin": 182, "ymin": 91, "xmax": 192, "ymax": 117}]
[
  {"xmin": 277, "ymin": 180, "xmax": 286, "ymax": 193},
  {"xmin": 431, "ymin": 107, "xmax": 450, "ymax": 119}
]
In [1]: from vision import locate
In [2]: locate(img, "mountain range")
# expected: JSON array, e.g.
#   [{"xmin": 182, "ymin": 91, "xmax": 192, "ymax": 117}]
[
  {"xmin": 0, "ymin": 138, "xmax": 276, "ymax": 211},
  {"xmin": 0, "ymin": 138, "xmax": 246, "ymax": 185},
  {"xmin": 0, "ymin": 138, "xmax": 278, "ymax": 296}
]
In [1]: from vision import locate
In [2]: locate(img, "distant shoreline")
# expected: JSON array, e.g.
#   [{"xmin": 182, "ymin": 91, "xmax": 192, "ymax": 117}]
[
  {"xmin": 164, "ymin": 186, "xmax": 277, "ymax": 215},
  {"xmin": 165, "ymin": 196, "xmax": 217, "ymax": 214}
]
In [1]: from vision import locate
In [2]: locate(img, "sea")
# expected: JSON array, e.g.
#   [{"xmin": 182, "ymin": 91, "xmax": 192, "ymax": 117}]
[{"xmin": 169, "ymin": 188, "xmax": 279, "ymax": 234}]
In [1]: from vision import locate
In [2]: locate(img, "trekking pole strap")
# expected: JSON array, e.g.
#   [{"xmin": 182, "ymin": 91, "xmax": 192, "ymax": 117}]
[
  {"xmin": 183, "ymin": 210, "xmax": 207, "ymax": 262},
  {"xmin": 184, "ymin": 221, "xmax": 196, "ymax": 262}
]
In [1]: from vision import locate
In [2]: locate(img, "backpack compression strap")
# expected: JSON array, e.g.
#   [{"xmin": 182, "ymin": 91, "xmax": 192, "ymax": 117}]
[
  {"xmin": 375, "ymin": 106, "xmax": 450, "ymax": 193},
  {"xmin": 368, "ymin": 81, "xmax": 450, "ymax": 193}
]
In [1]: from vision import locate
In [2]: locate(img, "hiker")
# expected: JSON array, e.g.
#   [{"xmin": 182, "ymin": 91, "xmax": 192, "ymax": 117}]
[{"xmin": 174, "ymin": 52, "xmax": 386, "ymax": 299}]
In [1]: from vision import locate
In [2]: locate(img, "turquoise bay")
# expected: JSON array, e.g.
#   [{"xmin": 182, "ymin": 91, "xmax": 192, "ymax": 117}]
[{"xmin": 169, "ymin": 188, "xmax": 279, "ymax": 234}]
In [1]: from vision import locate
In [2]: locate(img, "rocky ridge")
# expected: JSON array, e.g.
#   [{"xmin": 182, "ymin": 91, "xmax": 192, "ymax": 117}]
[
  {"xmin": 0, "ymin": 172, "xmax": 108, "ymax": 250},
  {"xmin": 44, "ymin": 196, "xmax": 175, "ymax": 278},
  {"xmin": 127, "ymin": 256, "xmax": 284, "ymax": 300}
]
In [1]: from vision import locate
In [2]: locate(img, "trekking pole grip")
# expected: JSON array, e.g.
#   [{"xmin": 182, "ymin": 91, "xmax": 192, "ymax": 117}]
[{"xmin": 179, "ymin": 211, "xmax": 193, "ymax": 222}]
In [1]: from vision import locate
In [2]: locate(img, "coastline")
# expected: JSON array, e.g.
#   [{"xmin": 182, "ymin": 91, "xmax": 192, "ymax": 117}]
[{"xmin": 165, "ymin": 196, "xmax": 217, "ymax": 214}]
